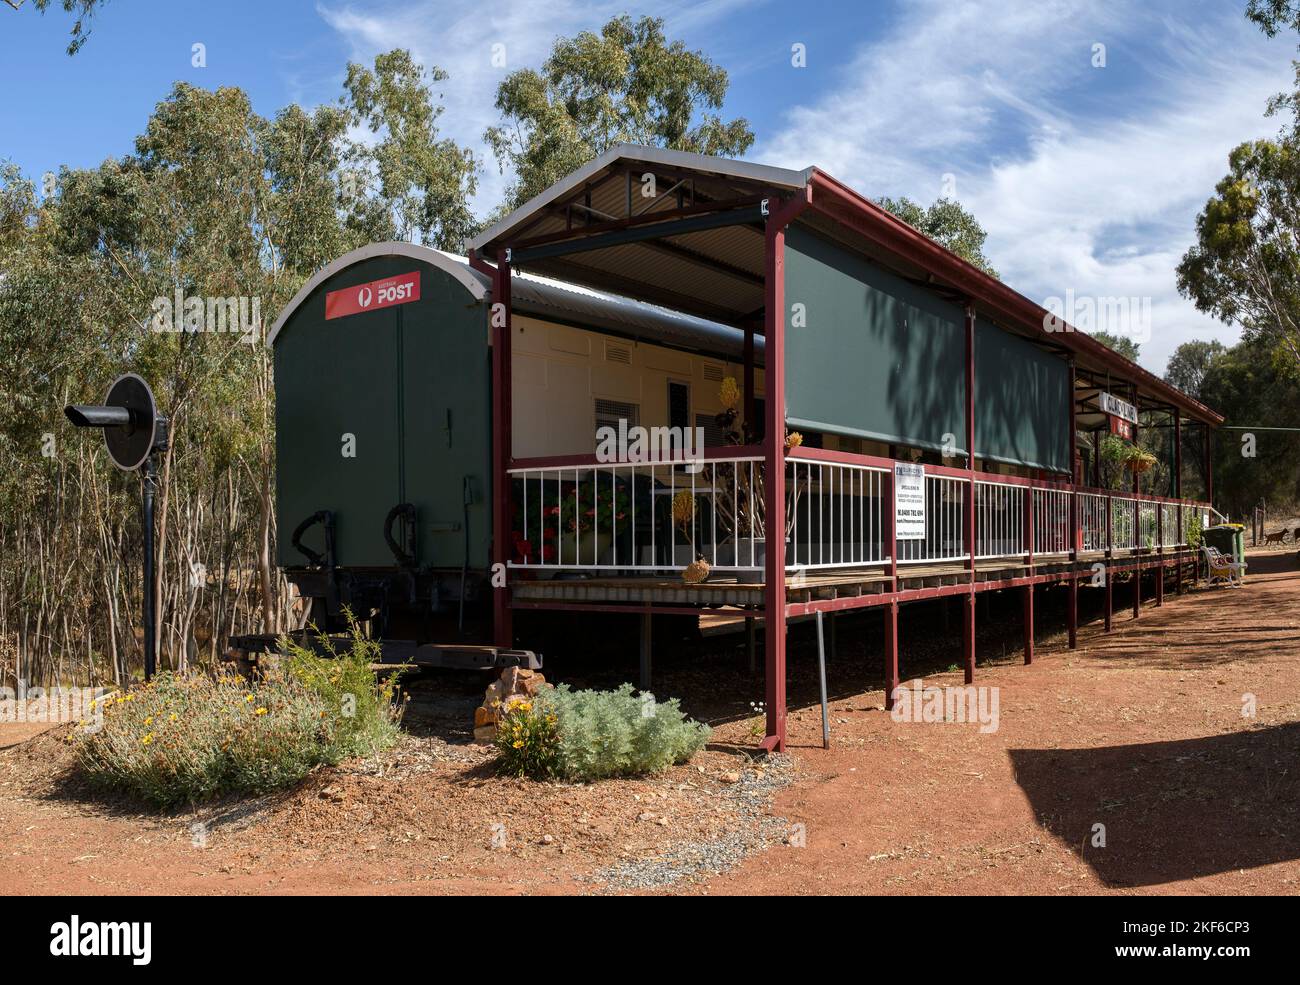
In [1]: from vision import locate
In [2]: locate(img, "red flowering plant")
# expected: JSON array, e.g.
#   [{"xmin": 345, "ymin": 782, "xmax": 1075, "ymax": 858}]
[{"xmin": 512, "ymin": 476, "xmax": 632, "ymax": 563}]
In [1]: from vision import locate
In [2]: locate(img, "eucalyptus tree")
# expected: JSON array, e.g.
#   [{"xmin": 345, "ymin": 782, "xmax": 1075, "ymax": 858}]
[
  {"xmin": 0, "ymin": 50, "xmax": 478, "ymax": 684},
  {"xmin": 485, "ymin": 15, "xmax": 754, "ymax": 214}
]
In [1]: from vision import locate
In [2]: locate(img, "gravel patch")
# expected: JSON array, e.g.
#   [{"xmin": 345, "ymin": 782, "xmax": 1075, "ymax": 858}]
[{"xmin": 586, "ymin": 754, "xmax": 795, "ymax": 893}]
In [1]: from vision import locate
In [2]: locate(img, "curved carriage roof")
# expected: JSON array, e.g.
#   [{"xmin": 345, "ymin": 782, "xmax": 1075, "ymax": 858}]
[{"xmin": 267, "ymin": 241, "xmax": 760, "ymax": 361}]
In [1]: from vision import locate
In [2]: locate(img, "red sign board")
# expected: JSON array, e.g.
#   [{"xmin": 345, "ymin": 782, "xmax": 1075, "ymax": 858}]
[
  {"xmin": 325, "ymin": 271, "xmax": 420, "ymax": 320},
  {"xmin": 1108, "ymin": 415, "xmax": 1133, "ymax": 441}
]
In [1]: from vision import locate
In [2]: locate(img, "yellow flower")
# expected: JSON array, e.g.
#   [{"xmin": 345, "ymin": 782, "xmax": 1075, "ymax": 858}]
[
  {"xmin": 672, "ymin": 489, "xmax": 694, "ymax": 525},
  {"xmin": 785, "ymin": 430, "xmax": 804, "ymax": 449},
  {"xmin": 144, "ymin": 716, "xmax": 154, "ymax": 725},
  {"xmin": 168, "ymin": 713, "xmax": 177, "ymax": 723},
  {"xmin": 244, "ymin": 694, "xmax": 254, "ymax": 702},
  {"xmin": 512, "ymin": 740, "xmax": 524, "ymax": 749},
  {"xmin": 255, "ymin": 707, "xmax": 268, "ymax": 716},
  {"xmin": 141, "ymin": 733, "xmax": 154, "ymax": 746},
  {"xmin": 719, "ymin": 376, "xmax": 740, "ymax": 410}
]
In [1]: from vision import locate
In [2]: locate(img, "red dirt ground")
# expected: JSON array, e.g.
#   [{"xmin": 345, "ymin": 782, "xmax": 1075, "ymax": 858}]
[{"xmin": 2, "ymin": 549, "xmax": 1298, "ymax": 895}]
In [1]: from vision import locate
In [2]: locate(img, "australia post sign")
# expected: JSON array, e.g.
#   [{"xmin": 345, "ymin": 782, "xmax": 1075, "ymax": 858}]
[{"xmin": 325, "ymin": 271, "xmax": 420, "ymax": 320}]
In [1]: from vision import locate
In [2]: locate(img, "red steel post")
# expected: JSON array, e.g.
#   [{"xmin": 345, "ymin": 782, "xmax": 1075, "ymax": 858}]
[
  {"xmin": 1104, "ymin": 492, "xmax": 1113, "ymax": 632},
  {"xmin": 1022, "ymin": 584, "xmax": 1034, "ymax": 665},
  {"xmin": 885, "ymin": 600, "xmax": 899, "ymax": 710},
  {"xmin": 964, "ymin": 304, "xmax": 976, "ymax": 683},
  {"xmin": 491, "ymin": 252, "xmax": 514, "ymax": 649},
  {"xmin": 758, "ymin": 191, "xmax": 812, "ymax": 754},
  {"xmin": 1067, "ymin": 574, "xmax": 1078, "ymax": 649},
  {"xmin": 884, "ymin": 464, "xmax": 899, "ymax": 708}
]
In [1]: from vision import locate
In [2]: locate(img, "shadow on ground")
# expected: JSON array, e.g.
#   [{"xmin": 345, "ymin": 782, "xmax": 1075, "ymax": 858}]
[{"xmin": 1010, "ymin": 722, "xmax": 1300, "ymax": 887}]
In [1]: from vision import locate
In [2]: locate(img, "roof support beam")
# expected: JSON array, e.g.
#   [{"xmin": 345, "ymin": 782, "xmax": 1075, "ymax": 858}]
[
  {"xmin": 535, "ymin": 256, "xmax": 751, "ymax": 327},
  {"xmin": 510, "ymin": 204, "xmax": 767, "ymax": 265}
]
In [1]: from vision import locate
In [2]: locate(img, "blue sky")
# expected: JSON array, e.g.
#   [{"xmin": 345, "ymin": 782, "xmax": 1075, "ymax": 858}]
[{"xmin": 2, "ymin": 0, "xmax": 1296, "ymax": 372}]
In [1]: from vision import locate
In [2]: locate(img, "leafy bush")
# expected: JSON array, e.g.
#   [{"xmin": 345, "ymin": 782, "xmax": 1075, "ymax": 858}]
[
  {"xmin": 497, "ymin": 683, "xmax": 710, "ymax": 781},
  {"xmin": 279, "ymin": 618, "xmax": 405, "ymax": 761},
  {"xmin": 494, "ymin": 695, "xmax": 562, "ymax": 779},
  {"xmin": 71, "ymin": 618, "xmax": 405, "ymax": 808}
]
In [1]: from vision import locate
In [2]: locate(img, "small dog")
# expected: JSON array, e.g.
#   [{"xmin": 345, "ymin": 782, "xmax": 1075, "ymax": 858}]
[{"xmin": 1264, "ymin": 529, "xmax": 1288, "ymax": 546}]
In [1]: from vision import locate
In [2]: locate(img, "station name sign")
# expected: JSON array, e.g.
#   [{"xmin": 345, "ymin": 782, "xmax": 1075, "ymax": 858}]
[
  {"xmin": 1097, "ymin": 390, "xmax": 1137, "ymax": 441},
  {"xmin": 325, "ymin": 271, "xmax": 421, "ymax": 320},
  {"xmin": 1097, "ymin": 391, "xmax": 1137, "ymax": 424}
]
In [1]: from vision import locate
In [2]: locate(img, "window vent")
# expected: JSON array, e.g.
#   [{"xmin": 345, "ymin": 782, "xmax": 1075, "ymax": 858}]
[
  {"xmin": 595, "ymin": 399, "xmax": 639, "ymax": 441},
  {"xmin": 696, "ymin": 412, "xmax": 728, "ymax": 449},
  {"xmin": 702, "ymin": 362, "xmax": 725, "ymax": 382},
  {"xmin": 604, "ymin": 341, "xmax": 632, "ymax": 365}
]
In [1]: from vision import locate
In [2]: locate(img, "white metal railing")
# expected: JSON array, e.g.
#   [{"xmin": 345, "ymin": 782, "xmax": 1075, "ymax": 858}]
[
  {"xmin": 897, "ymin": 473, "xmax": 967, "ymax": 565},
  {"xmin": 1111, "ymin": 497, "xmax": 1137, "ymax": 551},
  {"xmin": 786, "ymin": 460, "xmax": 889, "ymax": 570},
  {"xmin": 508, "ymin": 456, "xmax": 766, "ymax": 572},
  {"xmin": 1079, "ymin": 492, "xmax": 1108, "ymax": 552},
  {"xmin": 1160, "ymin": 503, "xmax": 1181, "ymax": 547},
  {"xmin": 1033, "ymin": 487, "xmax": 1072, "ymax": 555},
  {"xmin": 508, "ymin": 455, "xmax": 1205, "ymax": 577},
  {"xmin": 1138, "ymin": 501, "xmax": 1158, "ymax": 549},
  {"xmin": 974, "ymin": 480, "xmax": 1026, "ymax": 560}
]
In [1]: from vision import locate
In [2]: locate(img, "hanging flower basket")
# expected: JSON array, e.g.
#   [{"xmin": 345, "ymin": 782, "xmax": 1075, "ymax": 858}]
[{"xmin": 1124, "ymin": 448, "xmax": 1158, "ymax": 474}]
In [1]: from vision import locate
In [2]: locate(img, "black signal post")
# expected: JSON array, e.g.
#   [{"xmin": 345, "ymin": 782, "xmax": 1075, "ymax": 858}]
[{"xmin": 65, "ymin": 373, "xmax": 169, "ymax": 681}]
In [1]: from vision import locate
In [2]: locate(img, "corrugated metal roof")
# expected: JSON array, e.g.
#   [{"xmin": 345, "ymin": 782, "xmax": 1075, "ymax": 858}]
[{"xmin": 467, "ymin": 143, "xmax": 813, "ymax": 255}]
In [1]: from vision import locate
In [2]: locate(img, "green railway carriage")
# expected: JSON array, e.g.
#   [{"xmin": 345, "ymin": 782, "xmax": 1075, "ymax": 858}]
[
  {"xmin": 249, "ymin": 146, "xmax": 1222, "ymax": 741},
  {"xmin": 258, "ymin": 239, "xmax": 760, "ymax": 665}
]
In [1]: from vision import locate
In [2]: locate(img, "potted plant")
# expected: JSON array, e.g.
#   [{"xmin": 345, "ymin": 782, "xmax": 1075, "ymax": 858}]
[
  {"xmin": 700, "ymin": 377, "xmax": 807, "ymax": 582},
  {"xmin": 669, "ymin": 489, "xmax": 697, "ymax": 566},
  {"xmin": 512, "ymin": 475, "xmax": 630, "ymax": 568},
  {"xmin": 1123, "ymin": 447, "xmax": 1158, "ymax": 475}
]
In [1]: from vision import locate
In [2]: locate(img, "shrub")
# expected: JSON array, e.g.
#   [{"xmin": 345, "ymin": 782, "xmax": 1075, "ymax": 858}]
[
  {"xmin": 494, "ymin": 695, "xmax": 562, "ymax": 779},
  {"xmin": 279, "ymin": 618, "xmax": 405, "ymax": 761},
  {"xmin": 497, "ymin": 683, "xmax": 710, "ymax": 782},
  {"xmin": 71, "ymin": 617, "xmax": 405, "ymax": 808}
]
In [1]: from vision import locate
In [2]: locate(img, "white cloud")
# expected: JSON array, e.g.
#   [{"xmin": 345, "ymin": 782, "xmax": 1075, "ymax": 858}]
[
  {"xmin": 756, "ymin": 0, "xmax": 1297, "ymax": 374},
  {"xmin": 315, "ymin": 0, "xmax": 757, "ymax": 218}
]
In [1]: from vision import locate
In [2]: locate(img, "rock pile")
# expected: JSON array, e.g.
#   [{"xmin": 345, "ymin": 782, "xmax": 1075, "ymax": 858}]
[{"xmin": 473, "ymin": 666, "xmax": 547, "ymax": 744}]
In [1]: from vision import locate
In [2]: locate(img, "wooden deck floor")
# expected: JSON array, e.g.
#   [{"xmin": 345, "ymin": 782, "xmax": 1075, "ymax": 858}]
[{"xmin": 511, "ymin": 549, "xmax": 1196, "ymax": 609}]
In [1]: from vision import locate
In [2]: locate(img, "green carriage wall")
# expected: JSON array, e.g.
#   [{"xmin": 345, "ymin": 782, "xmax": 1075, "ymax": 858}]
[
  {"xmin": 273, "ymin": 256, "xmax": 492, "ymax": 570},
  {"xmin": 783, "ymin": 223, "xmax": 1069, "ymax": 472},
  {"xmin": 973, "ymin": 317, "xmax": 1071, "ymax": 473},
  {"xmin": 783, "ymin": 223, "xmax": 968, "ymax": 456}
]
